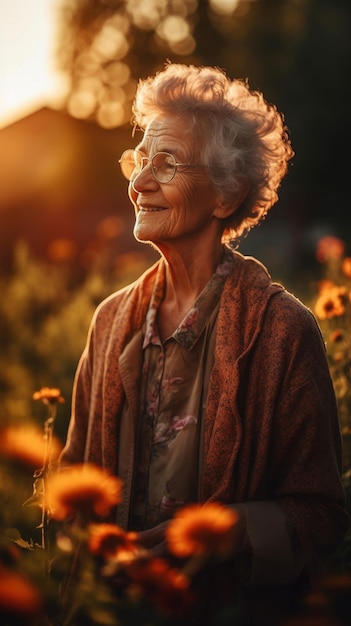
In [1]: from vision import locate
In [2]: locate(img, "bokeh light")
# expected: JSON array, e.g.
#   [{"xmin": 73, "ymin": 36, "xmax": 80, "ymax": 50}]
[{"xmin": 209, "ymin": 0, "xmax": 240, "ymax": 16}]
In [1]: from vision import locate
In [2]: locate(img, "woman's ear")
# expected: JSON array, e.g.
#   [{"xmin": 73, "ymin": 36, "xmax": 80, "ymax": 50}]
[{"xmin": 213, "ymin": 177, "xmax": 249, "ymax": 219}]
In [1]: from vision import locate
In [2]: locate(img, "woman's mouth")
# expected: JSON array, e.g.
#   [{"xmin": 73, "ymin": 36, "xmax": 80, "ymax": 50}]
[{"xmin": 139, "ymin": 206, "xmax": 167, "ymax": 212}]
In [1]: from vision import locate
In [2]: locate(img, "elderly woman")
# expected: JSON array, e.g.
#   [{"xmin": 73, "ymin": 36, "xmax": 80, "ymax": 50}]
[{"xmin": 61, "ymin": 63, "xmax": 347, "ymax": 624}]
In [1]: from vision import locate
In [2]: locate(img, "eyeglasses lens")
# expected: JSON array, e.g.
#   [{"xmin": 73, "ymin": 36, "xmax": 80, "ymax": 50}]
[
  {"xmin": 119, "ymin": 151, "xmax": 177, "ymax": 183},
  {"xmin": 119, "ymin": 150, "xmax": 140, "ymax": 180},
  {"xmin": 152, "ymin": 153, "xmax": 176, "ymax": 183}
]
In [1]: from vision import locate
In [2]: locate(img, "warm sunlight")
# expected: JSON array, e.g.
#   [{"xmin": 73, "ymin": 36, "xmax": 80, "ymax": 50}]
[{"xmin": 0, "ymin": 0, "xmax": 68, "ymax": 128}]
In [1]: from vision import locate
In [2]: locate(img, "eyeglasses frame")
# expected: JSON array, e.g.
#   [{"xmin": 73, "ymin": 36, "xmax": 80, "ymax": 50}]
[{"xmin": 118, "ymin": 149, "xmax": 208, "ymax": 184}]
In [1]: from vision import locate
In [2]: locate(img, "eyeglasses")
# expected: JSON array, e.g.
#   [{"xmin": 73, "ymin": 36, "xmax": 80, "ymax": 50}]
[{"xmin": 119, "ymin": 149, "xmax": 207, "ymax": 184}]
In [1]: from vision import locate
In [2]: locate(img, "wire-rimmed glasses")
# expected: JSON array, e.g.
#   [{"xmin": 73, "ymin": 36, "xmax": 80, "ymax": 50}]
[{"xmin": 119, "ymin": 149, "xmax": 207, "ymax": 184}]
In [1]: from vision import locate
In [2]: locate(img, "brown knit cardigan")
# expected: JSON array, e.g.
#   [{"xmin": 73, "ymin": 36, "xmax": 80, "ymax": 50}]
[{"xmin": 61, "ymin": 249, "xmax": 347, "ymax": 584}]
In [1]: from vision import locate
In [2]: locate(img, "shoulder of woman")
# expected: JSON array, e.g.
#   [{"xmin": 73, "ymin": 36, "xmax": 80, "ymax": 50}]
[
  {"xmin": 225, "ymin": 251, "xmax": 323, "ymax": 349},
  {"xmin": 231, "ymin": 251, "xmax": 318, "ymax": 323},
  {"xmin": 268, "ymin": 288, "xmax": 319, "ymax": 326},
  {"xmin": 260, "ymin": 289, "xmax": 328, "ymax": 365}
]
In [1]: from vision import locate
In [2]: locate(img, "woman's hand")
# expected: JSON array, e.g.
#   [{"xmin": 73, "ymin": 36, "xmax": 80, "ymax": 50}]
[
  {"xmin": 136, "ymin": 505, "xmax": 250, "ymax": 561},
  {"xmin": 137, "ymin": 520, "xmax": 170, "ymax": 556},
  {"xmin": 225, "ymin": 503, "xmax": 250, "ymax": 559}
]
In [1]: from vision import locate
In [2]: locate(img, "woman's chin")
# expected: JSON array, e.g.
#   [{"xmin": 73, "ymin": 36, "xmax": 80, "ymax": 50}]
[
  {"xmin": 133, "ymin": 223, "xmax": 159, "ymax": 245},
  {"xmin": 133, "ymin": 214, "xmax": 167, "ymax": 244},
  {"xmin": 133, "ymin": 223, "xmax": 148, "ymax": 240}
]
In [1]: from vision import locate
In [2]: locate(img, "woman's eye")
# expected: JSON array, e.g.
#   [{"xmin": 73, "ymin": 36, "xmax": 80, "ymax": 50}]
[{"xmin": 163, "ymin": 156, "xmax": 175, "ymax": 170}]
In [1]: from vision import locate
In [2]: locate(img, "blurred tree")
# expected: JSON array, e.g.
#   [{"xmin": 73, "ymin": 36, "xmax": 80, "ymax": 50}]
[{"xmin": 57, "ymin": 0, "xmax": 202, "ymax": 128}]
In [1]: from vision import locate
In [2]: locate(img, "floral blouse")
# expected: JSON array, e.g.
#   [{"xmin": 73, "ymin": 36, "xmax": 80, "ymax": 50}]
[{"xmin": 129, "ymin": 249, "xmax": 235, "ymax": 531}]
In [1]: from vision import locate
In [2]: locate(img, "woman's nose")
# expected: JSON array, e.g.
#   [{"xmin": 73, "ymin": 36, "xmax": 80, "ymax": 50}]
[{"xmin": 132, "ymin": 161, "xmax": 158, "ymax": 193}]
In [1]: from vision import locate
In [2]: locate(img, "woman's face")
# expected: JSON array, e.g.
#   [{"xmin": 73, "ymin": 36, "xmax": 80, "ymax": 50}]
[{"xmin": 128, "ymin": 116, "xmax": 223, "ymax": 251}]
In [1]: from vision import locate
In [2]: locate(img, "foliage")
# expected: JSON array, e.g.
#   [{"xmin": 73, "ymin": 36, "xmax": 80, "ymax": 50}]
[
  {"xmin": 312, "ymin": 236, "xmax": 351, "ymax": 481},
  {"xmin": 1, "ymin": 384, "xmax": 351, "ymax": 625},
  {"xmin": 0, "ymin": 242, "xmax": 149, "ymax": 442},
  {"xmin": 0, "ymin": 394, "xmax": 243, "ymax": 625},
  {"xmin": 56, "ymin": 0, "xmax": 351, "ymax": 133},
  {"xmin": 309, "ymin": 235, "xmax": 351, "ymax": 586}
]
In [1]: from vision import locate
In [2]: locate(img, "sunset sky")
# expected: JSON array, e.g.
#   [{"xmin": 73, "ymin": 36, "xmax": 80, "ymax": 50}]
[{"xmin": 0, "ymin": 0, "xmax": 68, "ymax": 128}]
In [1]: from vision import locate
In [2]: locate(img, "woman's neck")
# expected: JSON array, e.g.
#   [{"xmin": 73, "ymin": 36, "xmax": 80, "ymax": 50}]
[
  {"xmin": 162, "ymin": 241, "xmax": 223, "ymax": 304},
  {"xmin": 155, "ymin": 240, "xmax": 224, "ymax": 339}
]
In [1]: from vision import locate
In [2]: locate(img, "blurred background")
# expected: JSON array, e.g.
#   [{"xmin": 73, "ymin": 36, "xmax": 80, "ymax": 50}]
[{"xmin": 1, "ymin": 0, "xmax": 350, "ymax": 438}]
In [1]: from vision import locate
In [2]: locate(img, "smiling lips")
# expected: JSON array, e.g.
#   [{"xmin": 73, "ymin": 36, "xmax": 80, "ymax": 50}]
[{"xmin": 138, "ymin": 205, "xmax": 167, "ymax": 212}]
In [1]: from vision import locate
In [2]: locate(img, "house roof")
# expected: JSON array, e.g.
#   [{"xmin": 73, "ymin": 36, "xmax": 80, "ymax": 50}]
[{"xmin": 0, "ymin": 107, "xmax": 157, "ymax": 272}]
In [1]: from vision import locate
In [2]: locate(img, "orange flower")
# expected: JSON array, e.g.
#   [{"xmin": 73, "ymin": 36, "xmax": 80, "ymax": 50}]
[
  {"xmin": 45, "ymin": 464, "xmax": 122, "ymax": 520},
  {"xmin": 342, "ymin": 257, "xmax": 351, "ymax": 279},
  {"xmin": 128, "ymin": 558, "xmax": 194, "ymax": 617},
  {"xmin": 0, "ymin": 425, "xmax": 62, "ymax": 470},
  {"xmin": 318, "ymin": 279, "xmax": 336, "ymax": 293},
  {"xmin": 33, "ymin": 387, "xmax": 65, "ymax": 404},
  {"xmin": 316, "ymin": 236, "xmax": 345, "ymax": 263},
  {"xmin": 330, "ymin": 330, "xmax": 344, "ymax": 343},
  {"xmin": 88, "ymin": 523, "xmax": 139, "ymax": 561},
  {"xmin": 165, "ymin": 502, "xmax": 238, "ymax": 558},
  {"xmin": 333, "ymin": 352, "xmax": 345, "ymax": 363},
  {"xmin": 314, "ymin": 287, "xmax": 347, "ymax": 320},
  {"xmin": 0, "ymin": 568, "xmax": 43, "ymax": 623}
]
